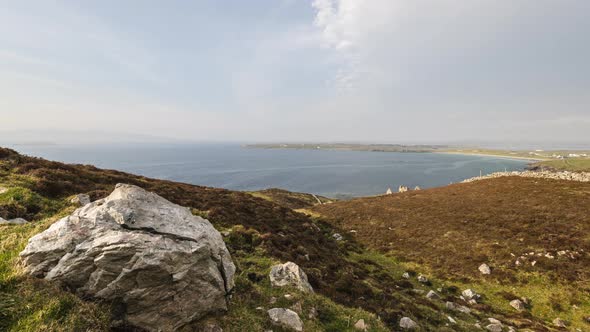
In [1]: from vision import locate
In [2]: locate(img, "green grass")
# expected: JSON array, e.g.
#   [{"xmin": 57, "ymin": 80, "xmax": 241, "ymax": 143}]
[
  {"xmin": 0, "ymin": 210, "xmax": 110, "ymax": 332},
  {"xmin": 534, "ymin": 158, "xmax": 590, "ymax": 172},
  {"xmin": 185, "ymin": 226, "xmax": 390, "ymax": 331}
]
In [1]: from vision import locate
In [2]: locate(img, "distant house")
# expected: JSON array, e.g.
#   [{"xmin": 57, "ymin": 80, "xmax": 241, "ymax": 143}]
[
  {"xmin": 568, "ymin": 153, "xmax": 580, "ymax": 157},
  {"xmin": 386, "ymin": 188, "xmax": 393, "ymax": 195}
]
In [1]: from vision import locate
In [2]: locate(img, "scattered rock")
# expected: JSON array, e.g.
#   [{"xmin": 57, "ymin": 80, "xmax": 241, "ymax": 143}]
[
  {"xmin": 426, "ymin": 290, "xmax": 440, "ymax": 300},
  {"xmin": 0, "ymin": 217, "xmax": 28, "ymax": 225},
  {"xmin": 447, "ymin": 316, "xmax": 457, "ymax": 324},
  {"xmin": 510, "ymin": 299, "xmax": 525, "ymax": 311},
  {"xmin": 402, "ymin": 272, "xmax": 410, "ymax": 279},
  {"xmin": 487, "ymin": 318, "xmax": 502, "ymax": 325},
  {"xmin": 269, "ymin": 297, "xmax": 277, "ymax": 304},
  {"xmin": 267, "ymin": 308, "xmax": 303, "ymax": 332},
  {"xmin": 70, "ymin": 193, "xmax": 91, "ymax": 206},
  {"xmin": 308, "ymin": 307, "xmax": 318, "ymax": 320},
  {"xmin": 446, "ymin": 301, "xmax": 471, "ymax": 313},
  {"xmin": 354, "ymin": 319, "xmax": 368, "ymax": 331},
  {"xmin": 553, "ymin": 318, "xmax": 567, "ymax": 328},
  {"xmin": 462, "ymin": 289, "xmax": 480, "ymax": 302},
  {"xmin": 332, "ymin": 233, "xmax": 344, "ymax": 241},
  {"xmin": 201, "ymin": 322, "xmax": 223, "ymax": 332},
  {"xmin": 256, "ymin": 307, "xmax": 265, "ymax": 311},
  {"xmin": 0, "ymin": 187, "xmax": 7, "ymax": 194},
  {"xmin": 399, "ymin": 317, "xmax": 418, "ymax": 329},
  {"xmin": 19, "ymin": 184, "xmax": 236, "ymax": 331},
  {"xmin": 269, "ymin": 262, "xmax": 314, "ymax": 293},
  {"xmin": 290, "ymin": 301, "xmax": 303, "ymax": 314},
  {"xmin": 417, "ymin": 274, "xmax": 429, "ymax": 283},
  {"xmin": 284, "ymin": 294, "xmax": 294, "ymax": 300},
  {"xmin": 478, "ymin": 263, "xmax": 491, "ymax": 275},
  {"xmin": 485, "ymin": 324, "xmax": 503, "ymax": 332}
]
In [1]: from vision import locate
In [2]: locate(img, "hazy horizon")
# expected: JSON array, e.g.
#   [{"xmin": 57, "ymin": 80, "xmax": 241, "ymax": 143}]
[{"xmin": 1, "ymin": 1, "xmax": 589, "ymax": 143}]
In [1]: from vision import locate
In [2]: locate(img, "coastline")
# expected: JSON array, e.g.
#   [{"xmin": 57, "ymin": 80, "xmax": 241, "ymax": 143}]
[{"xmin": 435, "ymin": 151, "xmax": 546, "ymax": 162}]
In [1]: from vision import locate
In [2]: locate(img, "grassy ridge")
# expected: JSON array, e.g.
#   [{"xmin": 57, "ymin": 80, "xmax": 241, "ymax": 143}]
[
  {"xmin": 3, "ymin": 147, "xmax": 516, "ymax": 331},
  {"xmin": 312, "ymin": 176, "xmax": 590, "ymax": 330}
]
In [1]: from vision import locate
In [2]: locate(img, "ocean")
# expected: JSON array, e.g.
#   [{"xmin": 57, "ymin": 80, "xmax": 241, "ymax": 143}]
[{"xmin": 9, "ymin": 143, "xmax": 529, "ymax": 198}]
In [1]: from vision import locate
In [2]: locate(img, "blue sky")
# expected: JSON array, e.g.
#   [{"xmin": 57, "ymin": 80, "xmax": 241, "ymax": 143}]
[{"xmin": 1, "ymin": 0, "xmax": 589, "ymax": 144}]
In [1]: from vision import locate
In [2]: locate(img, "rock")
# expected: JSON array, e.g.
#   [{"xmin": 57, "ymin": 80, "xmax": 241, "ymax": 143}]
[
  {"xmin": 20, "ymin": 184, "xmax": 235, "ymax": 332},
  {"xmin": 462, "ymin": 289, "xmax": 480, "ymax": 301},
  {"xmin": 0, "ymin": 217, "xmax": 28, "ymax": 225},
  {"xmin": 70, "ymin": 193, "xmax": 91, "ymax": 206},
  {"xmin": 485, "ymin": 324, "xmax": 503, "ymax": 332},
  {"xmin": 290, "ymin": 301, "xmax": 303, "ymax": 314},
  {"xmin": 447, "ymin": 316, "xmax": 457, "ymax": 324},
  {"xmin": 553, "ymin": 318, "xmax": 567, "ymax": 328},
  {"xmin": 267, "ymin": 308, "xmax": 303, "ymax": 332},
  {"xmin": 201, "ymin": 322, "xmax": 223, "ymax": 332},
  {"xmin": 0, "ymin": 187, "xmax": 7, "ymax": 194},
  {"xmin": 487, "ymin": 318, "xmax": 502, "ymax": 325},
  {"xmin": 269, "ymin": 262, "xmax": 314, "ymax": 293},
  {"xmin": 474, "ymin": 323, "xmax": 482, "ymax": 329},
  {"xmin": 402, "ymin": 272, "xmax": 410, "ymax": 279},
  {"xmin": 417, "ymin": 274, "xmax": 428, "ymax": 283},
  {"xmin": 510, "ymin": 299, "xmax": 525, "ymax": 311},
  {"xmin": 284, "ymin": 294, "xmax": 294, "ymax": 300},
  {"xmin": 354, "ymin": 318, "xmax": 368, "ymax": 331},
  {"xmin": 332, "ymin": 233, "xmax": 344, "ymax": 241},
  {"xmin": 445, "ymin": 301, "xmax": 471, "ymax": 313},
  {"xmin": 399, "ymin": 317, "xmax": 417, "ymax": 329},
  {"xmin": 308, "ymin": 307, "xmax": 318, "ymax": 320},
  {"xmin": 426, "ymin": 290, "xmax": 440, "ymax": 300},
  {"xmin": 479, "ymin": 263, "xmax": 491, "ymax": 275}
]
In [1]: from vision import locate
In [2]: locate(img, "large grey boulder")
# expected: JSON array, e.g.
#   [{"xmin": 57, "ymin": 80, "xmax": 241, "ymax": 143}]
[
  {"xmin": 20, "ymin": 184, "xmax": 235, "ymax": 332},
  {"xmin": 269, "ymin": 261, "xmax": 314, "ymax": 293},
  {"xmin": 268, "ymin": 308, "xmax": 303, "ymax": 331}
]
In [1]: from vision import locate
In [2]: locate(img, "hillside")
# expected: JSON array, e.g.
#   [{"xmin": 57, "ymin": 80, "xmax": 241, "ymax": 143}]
[
  {"xmin": 312, "ymin": 177, "xmax": 590, "ymax": 330},
  {"xmin": 0, "ymin": 147, "xmax": 585, "ymax": 331}
]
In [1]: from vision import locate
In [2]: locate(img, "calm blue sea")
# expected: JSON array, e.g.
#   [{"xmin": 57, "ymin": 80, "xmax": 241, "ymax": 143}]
[{"xmin": 9, "ymin": 144, "xmax": 529, "ymax": 198}]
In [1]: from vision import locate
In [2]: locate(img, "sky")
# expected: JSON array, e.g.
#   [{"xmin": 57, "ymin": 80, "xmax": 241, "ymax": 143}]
[{"xmin": 1, "ymin": 0, "xmax": 589, "ymax": 145}]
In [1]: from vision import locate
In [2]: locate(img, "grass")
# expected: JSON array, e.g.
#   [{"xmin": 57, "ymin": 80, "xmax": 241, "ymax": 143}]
[
  {"xmin": 2, "ymin": 146, "xmax": 583, "ymax": 330},
  {"xmin": 0, "ymin": 210, "xmax": 110, "ymax": 331},
  {"xmin": 533, "ymin": 158, "xmax": 590, "ymax": 172},
  {"xmin": 312, "ymin": 176, "xmax": 590, "ymax": 329}
]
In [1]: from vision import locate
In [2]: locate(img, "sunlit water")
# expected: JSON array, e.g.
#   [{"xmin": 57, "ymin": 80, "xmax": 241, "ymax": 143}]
[{"xmin": 10, "ymin": 144, "xmax": 529, "ymax": 198}]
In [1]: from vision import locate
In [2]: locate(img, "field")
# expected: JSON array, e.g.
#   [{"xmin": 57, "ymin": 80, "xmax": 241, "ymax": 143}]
[
  {"xmin": 534, "ymin": 158, "xmax": 590, "ymax": 172},
  {"xmin": 3, "ymin": 147, "xmax": 540, "ymax": 331},
  {"xmin": 312, "ymin": 176, "xmax": 590, "ymax": 330}
]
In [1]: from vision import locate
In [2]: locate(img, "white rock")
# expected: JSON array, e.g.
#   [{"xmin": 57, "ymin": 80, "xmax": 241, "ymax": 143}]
[
  {"xmin": 478, "ymin": 263, "xmax": 491, "ymax": 275},
  {"xmin": 268, "ymin": 308, "xmax": 303, "ymax": 331},
  {"xmin": 399, "ymin": 317, "xmax": 418, "ymax": 329},
  {"xmin": 462, "ymin": 289, "xmax": 480, "ymax": 301},
  {"xmin": 269, "ymin": 262, "xmax": 313, "ymax": 293},
  {"xmin": 485, "ymin": 324, "xmax": 503, "ymax": 332},
  {"xmin": 447, "ymin": 316, "xmax": 457, "ymax": 324},
  {"xmin": 417, "ymin": 274, "xmax": 429, "ymax": 283},
  {"xmin": 20, "ymin": 184, "xmax": 235, "ymax": 332},
  {"xmin": 553, "ymin": 318, "xmax": 567, "ymax": 328},
  {"xmin": 402, "ymin": 272, "xmax": 410, "ymax": 279},
  {"xmin": 332, "ymin": 233, "xmax": 344, "ymax": 241},
  {"xmin": 510, "ymin": 299, "xmax": 525, "ymax": 311},
  {"xmin": 426, "ymin": 290, "xmax": 440, "ymax": 300},
  {"xmin": 354, "ymin": 318, "xmax": 368, "ymax": 331},
  {"xmin": 0, "ymin": 217, "xmax": 28, "ymax": 225},
  {"xmin": 487, "ymin": 318, "xmax": 502, "ymax": 325},
  {"xmin": 0, "ymin": 187, "xmax": 7, "ymax": 194}
]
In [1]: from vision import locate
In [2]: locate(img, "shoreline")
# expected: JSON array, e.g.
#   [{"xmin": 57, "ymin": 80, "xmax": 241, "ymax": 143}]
[{"xmin": 435, "ymin": 151, "xmax": 546, "ymax": 162}]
